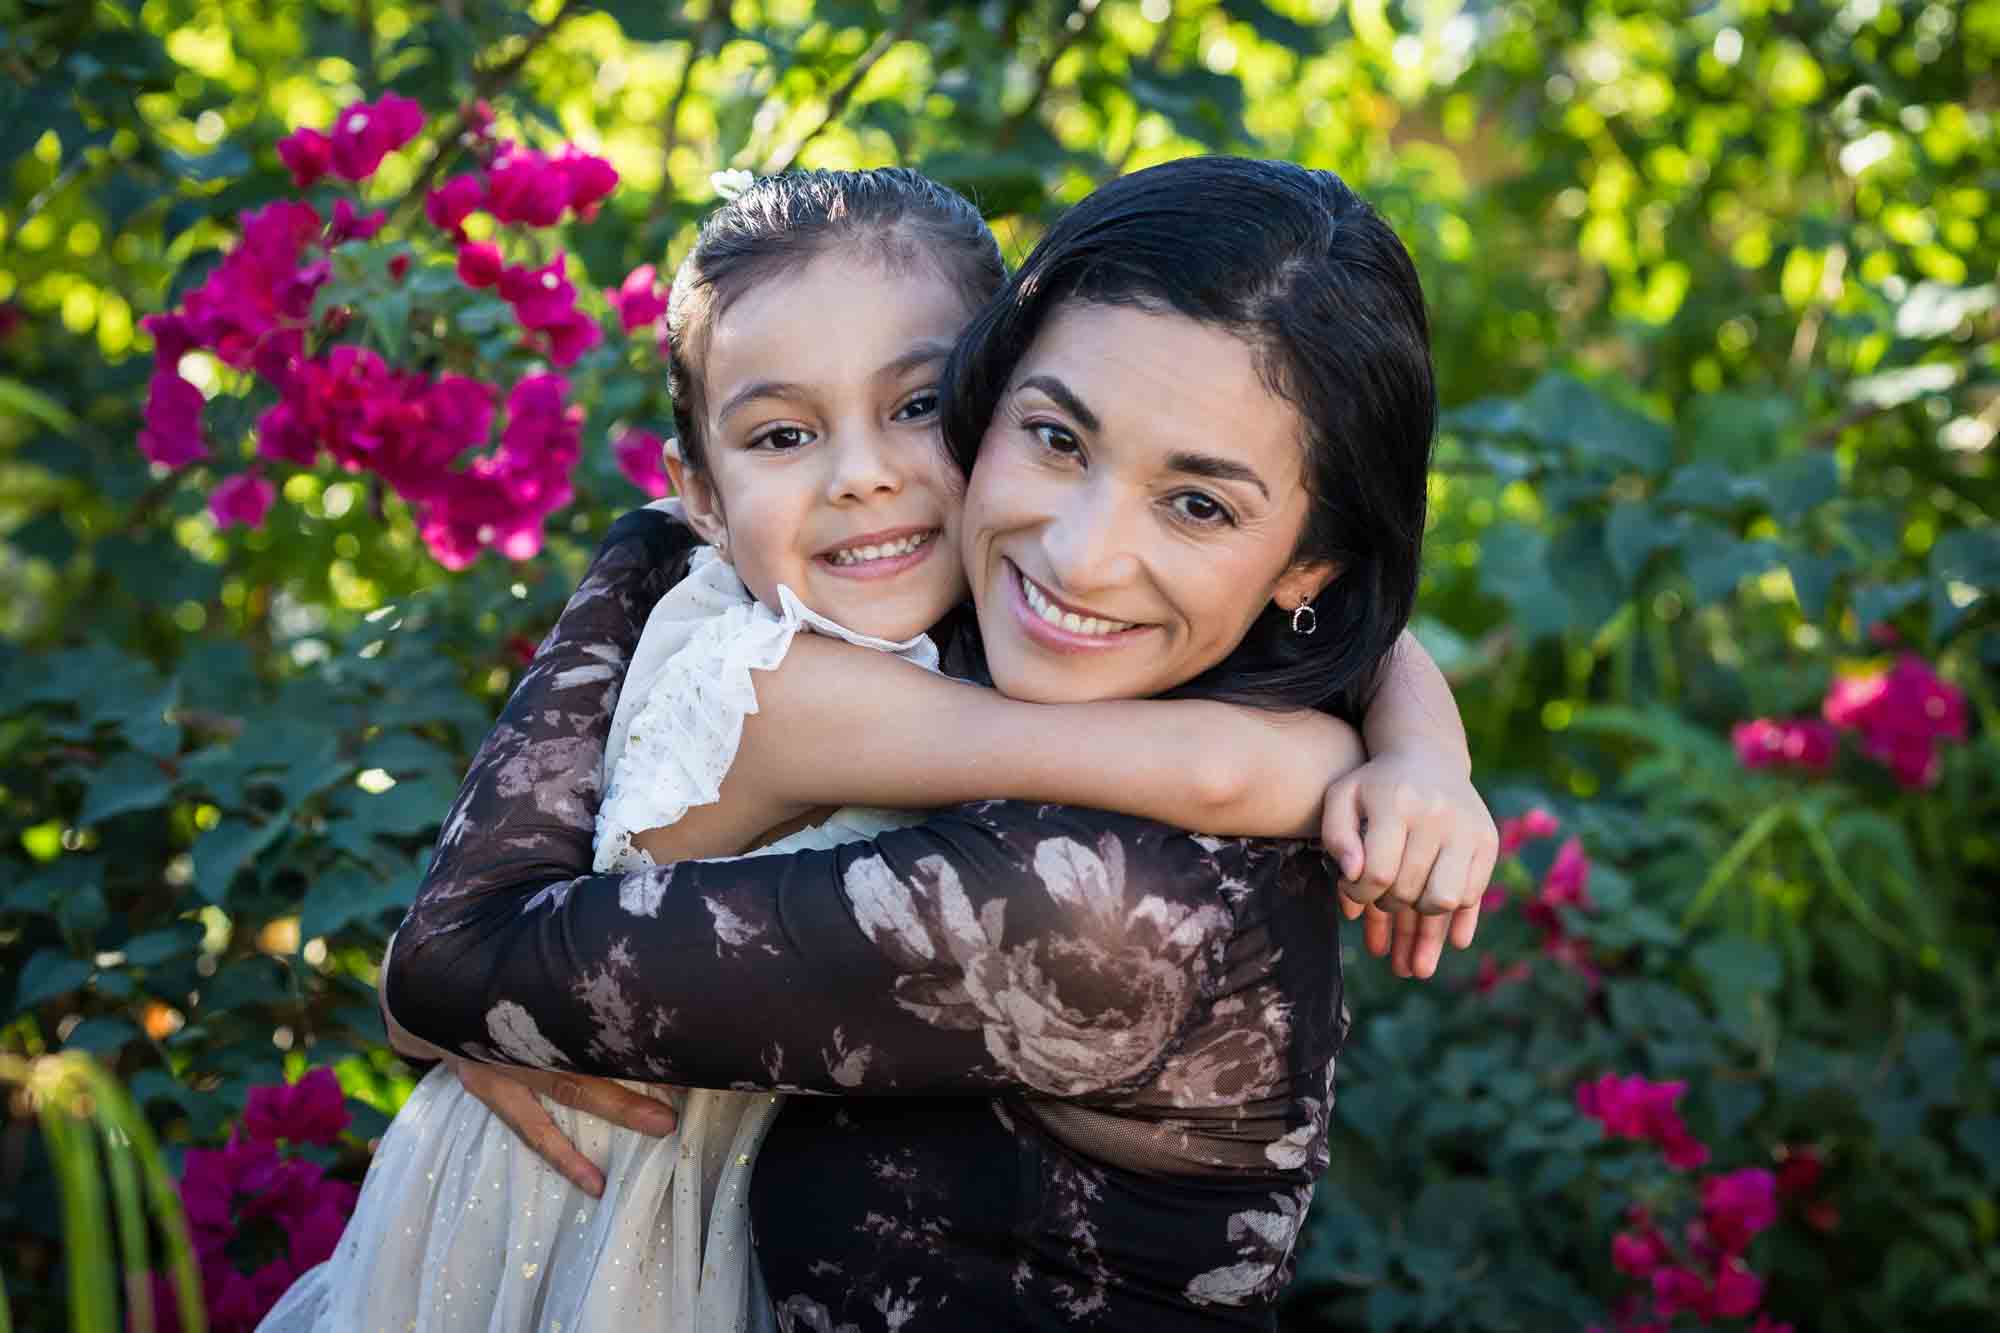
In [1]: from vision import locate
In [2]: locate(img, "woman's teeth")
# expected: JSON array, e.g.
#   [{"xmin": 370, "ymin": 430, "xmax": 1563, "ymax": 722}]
[
  {"xmin": 1019, "ymin": 569, "xmax": 1134, "ymax": 637},
  {"xmin": 827, "ymin": 531, "xmax": 934, "ymax": 566}
]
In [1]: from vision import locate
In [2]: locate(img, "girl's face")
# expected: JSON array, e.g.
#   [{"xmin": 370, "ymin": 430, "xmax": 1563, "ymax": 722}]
[
  {"xmin": 673, "ymin": 246, "xmax": 973, "ymax": 642},
  {"xmin": 961, "ymin": 302, "xmax": 1336, "ymax": 705}
]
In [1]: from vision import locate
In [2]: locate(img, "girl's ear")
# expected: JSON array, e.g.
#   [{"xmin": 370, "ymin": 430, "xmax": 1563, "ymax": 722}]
[
  {"xmin": 1270, "ymin": 559, "xmax": 1341, "ymax": 618},
  {"xmin": 664, "ymin": 443, "xmax": 729, "ymax": 551}
]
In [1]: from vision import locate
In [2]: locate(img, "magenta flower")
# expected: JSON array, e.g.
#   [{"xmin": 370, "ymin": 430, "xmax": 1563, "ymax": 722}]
[
  {"xmin": 1575, "ymin": 1073, "xmax": 1710, "ymax": 1169},
  {"xmin": 485, "ymin": 146, "xmax": 572, "ymax": 226},
  {"xmin": 1497, "ymin": 807, "xmax": 1558, "ymax": 856},
  {"xmin": 140, "ymin": 311, "xmax": 200, "ymax": 371},
  {"xmin": 614, "ymin": 427, "xmax": 672, "ymax": 497},
  {"xmin": 456, "ymin": 241, "xmax": 504, "ymax": 289},
  {"xmin": 1611, "ymin": 1228, "xmax": 1669, "ymax": 1277},
  {"xmin": 139, "ymin": 372, "xmax": 209, "ymax": 469},
  {"xmin": 1822, "ymin": 655, "xmax": 1965, "ymax": 787},
  {"xmin": 240, "ymin": 1067, "xmax": 350, "ymax": 1145},
  {"xmin": 426, "ymin": 173, "xmax": 486, "ymax": 237},
  {"xmin": 555, "ymin": 146, "xmax": 619, "ymax": 218},
  {"xmin": 1540, "ymin": 836, "xmax": 1594, "ymax": 910},
  {"xmin": 254, "ymin": 400, "xmax": 317, "ymax": 465},
  {"xmin": 613, "ymin": 263, "xmax": 669, "ymax": 332},
  {"xmin": 275, "ymin": 127, "xmax": 332, "ymax": 188},
  {"xmin": 541, "ymin": 306, "xmax": 604, "ymax": 367},
  {"xmin": 209, "ymin": 474, "xmax": 276, "ymax": 530},
  {"xmin": 327, "ymin": 198, "xmax": 386, "ymax": 245},
  {"xmin": 328, "ymin": 92, "xmax": 425, "ymax": 181},
  {"xmin": 1650, "ymin": 1265, "xmax": 1709, "ymax": 1319},
  {"xmin": 1699, "ymin": 1167, "xmax": 1778, "ymax": 1255},
  {"xmin": 1711, "ymin": 1261, "xmax": 1765, "ymax": 1318},
  {"xmin": 1733, "ymin": 717, "xmax": 1838, "ymax": 774},
  {"xmin": 498, "ymin": 253, "xmax": 577, "ymax": 329}
]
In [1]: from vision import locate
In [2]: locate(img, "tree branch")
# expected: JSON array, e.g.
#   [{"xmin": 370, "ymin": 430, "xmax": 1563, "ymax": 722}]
[
  {"xmin": 760, "ymin": 5, "xmax": 925, "ymax": 175},
  {"xmin": 648, "ymin": 18, "xmax": 721, "ymax": 222},
  {"xmin": 994, "ymin": 0, "xmax": 1101, "ymax": 151},
  {"xmin": 391, "ymin": 0, "xmax": 586, "ymax": 221}
]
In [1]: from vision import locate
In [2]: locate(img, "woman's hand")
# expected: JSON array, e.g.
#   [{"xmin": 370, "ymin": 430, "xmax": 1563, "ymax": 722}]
[
  {"xmin": 444, "ymin": 1057, "xmax": 680, "ymax": 1198},
  {"xmin": 1322, "ymin": 749, "xmax": 1498, "ymax": 979}
]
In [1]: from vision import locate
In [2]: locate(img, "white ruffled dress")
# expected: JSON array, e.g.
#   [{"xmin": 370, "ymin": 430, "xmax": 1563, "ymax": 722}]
[{"xmin": 259, "ymin": 537, "xmax": 935, "ymax": 1333}]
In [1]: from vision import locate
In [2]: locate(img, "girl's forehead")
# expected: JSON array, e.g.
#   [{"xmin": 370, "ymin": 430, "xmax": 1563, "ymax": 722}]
[{"xmin": 705, "ymin": 249, "xmax": 974, "ymax": 386}]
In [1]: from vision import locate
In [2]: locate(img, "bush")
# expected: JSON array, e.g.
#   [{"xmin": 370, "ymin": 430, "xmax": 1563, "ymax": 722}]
[{"xmin": 1, "ymin": 2, "xmax": 1993, "ymax": 1329}]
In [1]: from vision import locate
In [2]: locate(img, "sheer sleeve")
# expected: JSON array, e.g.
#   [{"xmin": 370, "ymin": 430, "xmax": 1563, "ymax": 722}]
[{"xmin": 385, "ymin": 513, "xmax": 1289, "ymax": 1097}]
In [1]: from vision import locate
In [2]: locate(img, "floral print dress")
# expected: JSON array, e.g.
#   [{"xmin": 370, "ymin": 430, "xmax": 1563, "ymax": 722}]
[{"xmin": 385, "ymin": 508, "xmax": 1350, "ymax": 1331}]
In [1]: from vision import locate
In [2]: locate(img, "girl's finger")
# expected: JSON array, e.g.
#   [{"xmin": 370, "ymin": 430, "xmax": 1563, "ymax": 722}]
[
  {"xmin": 1321, "ymin": 780, "xmax": 1367, "ymax": 887},
  {"xmin": 1408, "ymin": 914, "xmax": 1450, "ymax": 978},
  {"xmin": 1389, "ymin": 818, "xmax": 1443, "ymax": 911},
  {"xmin": 1448, "ymin": 904, "xmax": 1481, "ymax": 950},
  {"xmin": 1362, "ymin": 904, "xmax": 1393, "ymax": 956},
  {"xmin": 1418, "ymin": 841, "xmax": 1475, "ymax": 917},
  {"xmin": 1359, "ymin": 807, "xmax": 1409, "ymax": 909}
]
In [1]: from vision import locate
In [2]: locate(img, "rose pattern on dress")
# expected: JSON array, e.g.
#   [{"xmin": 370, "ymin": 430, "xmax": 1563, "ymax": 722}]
[{"xmin": 388, "ymin": 511, "xmax": 1350, "ymax": 1330}]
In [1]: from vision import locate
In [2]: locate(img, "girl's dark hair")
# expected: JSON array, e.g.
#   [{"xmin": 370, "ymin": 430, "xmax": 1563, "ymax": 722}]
[
  {"xmin": 940, "ymin": 156, "xmax": 1436, "ymax": 719},
  {"xmin": 665, "ymin": 168, "xmax": 1006, "ymax": 474}
]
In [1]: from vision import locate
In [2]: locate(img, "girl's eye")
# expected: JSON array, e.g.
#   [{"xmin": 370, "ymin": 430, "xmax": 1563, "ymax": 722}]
[
  {"xmin": 892, "ymin": 390, "xmax": 939, "ymax": 422},
  {"xmin": 1031, "ymin": 422, "xmax": 1082, "ymax": 458},
  {"xmin": 1168, "ymin": 491, "xmax": 1234, "ymax": 527},
  {"xmin": 750, "ymin": 425, "xmax": 814, "ymax": 452}
]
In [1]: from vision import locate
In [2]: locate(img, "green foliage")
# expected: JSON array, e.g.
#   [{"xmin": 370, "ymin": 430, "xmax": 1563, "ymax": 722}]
[{"xmin": 1, "ymin": 1, "xmax": 1994, "ymax": 1329}]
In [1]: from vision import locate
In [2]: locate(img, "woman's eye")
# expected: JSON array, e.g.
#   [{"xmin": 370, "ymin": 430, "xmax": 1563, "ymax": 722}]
[
  {"xmin": 892, "ymin": 390, "xmax": 939, "ymax": 422},
  {"xmin": 1031, "ymin": 422, "xmax": 1082, "ymax": 458},
  {"xmin": 751, "ymin": 426, "xmax": 813, "ymax": 452},
  {"xmin": 1169, "ymin": 491, "xmax": 1233, "ymax": 526}
]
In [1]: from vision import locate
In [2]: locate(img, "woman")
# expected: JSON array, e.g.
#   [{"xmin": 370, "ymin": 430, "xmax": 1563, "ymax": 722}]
[{"xmin": 385, "ymin": 156, "xmax": 1487, "ymax": 1327}]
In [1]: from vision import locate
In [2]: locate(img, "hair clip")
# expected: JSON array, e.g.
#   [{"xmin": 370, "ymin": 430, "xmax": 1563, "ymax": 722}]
[{"xmin": 710, "ymin": 169, "xmax": 756, "ymax": 201}]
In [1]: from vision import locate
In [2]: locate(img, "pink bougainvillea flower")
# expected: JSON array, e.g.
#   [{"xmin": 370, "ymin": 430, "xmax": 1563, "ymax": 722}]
[
  {"xmin": 328, "ymin": 92, "xmax": 425, "ymax": 181},
  {"xmin": 140, "ymin": 311, "xmax": 200, "ymax": 370},
  {"xmin": 498, "ymin": 253, "xmax": 577, "ymax": 329},
  {"xmin": 1775, "ymin": 1145, "xmax": 1823, "ymax": 1199},
  {"xmin": 540, "ymin": 306, "xmax": 603, "ymax": 367},
  {"xmin": 254, "ymin": 400, "xmax": 318, "ymax": 465},
  {"xmin": 1733, "ymin": 717, "xmax": 1838, "ymax": 774},
  {"xmin": 613, "ymin": 426, "xmax": 672, "ymax": 497},
  {"xmin": 1710, "ymin": 1261, "xmax": 1765, "ymax": 1318},
  {"xmin": 1649, "ymin": 1266, "xmax": 1710, "ymax": 1319},
  {"xmin": 456, "ymin": 240, "xmax": 504, "ymax": 289},
  {"xmin": 327, "ymin": 197, "xmax": 386, "ymax": 246},
  {"xmin": 426, "ymin": 173, "xmax": 486, "ymax": 237},
  {"xmin": 1540, "ymin": 836, "xmax": 1594, "ymax": 910},
  {"xmin": 1474, "ymin": 953, "xmax": 1529, "ymax": 995},
  {"xmin": 240, "ymin": 1067, "xmax": 350, "ymax": 1145},
  {"xmin": 1575, "ymin": 1073, "xmax": 1709, "ymax": 1168},
  {"xmin": 275, "ymin": 126, "xmax": 332, "ymax": 188},
  {"xmin": 1751, "ymin": 1314, "xmax": 1796, "ymax": 1333},
  {"xmin": 1822, "ymin": 655, "xmax": 1966, "ymax": 788},
  {"xmin": 1700, "ymin": 1167, "xmax": 1778, "ymax": 1254},
  {"xmin": 208, "ymin": 474, "xmax": 276, "ymax": 530},
  {"xmin": 485, "ymin": 146, "xmax": 572, "ymax": 226},
  {"xmin": 1611, "ymin": 1227, "xmax": 1669, "ymax": 1277},
  {"xmin": 1497, "ymin": 806, "xmax": 1559, "ymax": 856},
  {"xmin": 139, "ymin": 372, "xmax": 209, "ymax": 469},
  {"xmin": 177, "ymin": 200, "xmax": 324, "ymax": 368},
  {"xmin": 613, "ymin": 263, "xmax": 669, "ymax": 332},
  {"xmin": 555, "ymin": 146, "xmax": 619, "ymax": 218}
]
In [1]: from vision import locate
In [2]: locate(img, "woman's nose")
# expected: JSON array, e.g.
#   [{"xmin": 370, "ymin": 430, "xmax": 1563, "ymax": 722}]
[
  {"xmin": 1041, "ymin": 482, "xmax": 1141, "ymax": 594},
  {"xmin": 823, "ymin": 426, "xmax": 905, "ymax": 503}
]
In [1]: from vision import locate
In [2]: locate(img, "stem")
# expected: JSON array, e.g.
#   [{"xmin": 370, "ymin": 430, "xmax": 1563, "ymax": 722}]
[
  {"xmin": 994, "ymin": 0, "xmax": 1102, "ymax": 151},
  {"xmin": 648, "ymin": 20, "xmax": 717, "ymax": 222},
  {"xmin": 42, "ymin": 1105, "xmax": 116, "ymax": 1332},
  {"xmin": 1683, "ymin": 802, "xmax": 1791, "ymax": 928},
  {"xmin": 760, "ymin": 4, "xmax": 925, "ymax": 175},
  {"xmin": 1796, "ymin": 809, "xmax": 1914, "ymax": 953}
]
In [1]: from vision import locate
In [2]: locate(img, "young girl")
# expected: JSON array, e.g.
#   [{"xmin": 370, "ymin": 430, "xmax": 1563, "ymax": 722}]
[{"xmin": 265, "ymin": 168, "xmax": 1464, "ymax": 1333}]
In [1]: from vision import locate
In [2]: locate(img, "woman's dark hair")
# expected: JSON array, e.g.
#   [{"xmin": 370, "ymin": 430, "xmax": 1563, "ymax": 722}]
[
  {"xmin": 940, "ymin": 156, "xmax": 1436, "ymax": 719},
  {"xmin": 665, "ymin": 168, "xmax": 1006, "ymax": 474}
]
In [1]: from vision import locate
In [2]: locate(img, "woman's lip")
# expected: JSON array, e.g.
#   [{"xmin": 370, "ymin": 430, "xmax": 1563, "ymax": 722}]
[
  {"xmin": 814, "ymin": 528, "xmax": 942, "ymax": 581},
  {"xmin": 1004, "ymin": 559, "xmax": 1151, "ymax": 652}
]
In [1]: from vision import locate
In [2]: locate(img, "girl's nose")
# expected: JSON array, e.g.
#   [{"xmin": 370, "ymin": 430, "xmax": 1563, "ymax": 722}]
[{"xmin": 824, "ymin": 426, "xmax": 905, "ymax": 503}]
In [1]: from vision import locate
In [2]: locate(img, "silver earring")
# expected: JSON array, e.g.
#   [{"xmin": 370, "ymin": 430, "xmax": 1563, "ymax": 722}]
[{"xmin": 1290, "ymin": 603, "xmax": 1317, "ymax": 636}]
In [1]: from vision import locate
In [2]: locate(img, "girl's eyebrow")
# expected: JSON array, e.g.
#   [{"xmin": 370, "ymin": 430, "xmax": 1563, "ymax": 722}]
[
  {"xmin": 878, "ymin": 338, "xmax": 955, "ymax": 379},
  {"xmin": 716, "ymin": 379, "xmax": 808, "ymax": 424}
]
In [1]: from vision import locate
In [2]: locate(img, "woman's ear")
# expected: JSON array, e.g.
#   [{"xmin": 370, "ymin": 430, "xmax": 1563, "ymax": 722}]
[
  {"xmin": 664, "ymin": 443, "xmax": 729, "ymax": 552},
  {"xmin": 1271, "ymin": 559, "xmax": 1341, "ymax": 617}
]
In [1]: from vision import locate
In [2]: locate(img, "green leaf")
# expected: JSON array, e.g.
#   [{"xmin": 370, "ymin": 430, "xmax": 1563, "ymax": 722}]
[
  {"xmin": 0, "ymin": 377, "xmax": 79, "ymax": 434},
  {"xmin": 77, "ymin": 751, "xmax": 175, "ymax": 825},
  {"xmin": 192, "ymin": 815, "xmax": 288, "ymax": 904},
  {"xmin": 1682, "ymin": 392, "xmax": 1798, "ymax": 468},
  {"xmin": 1853, "ymin": 579, "xmax": 1925, "ymax": 633},
  {"xmin": 1516, "ymin": 372, "xmax": 1673, "ymax": 476},
  {"xmin": 1684, "ymin": 535, "xmax": 1783, "ymax": 604},
  {"xmin": 300, "ymin": 863, "xmax": 415, "ymax": 941},
  {"xmin": 1787, "ymin": 550, "xmax": 1851, "ymax": 620},
  {"xmin": 1477, "ymin": 521, "xmax": 1572, "ymax": 637},
  {"xmin": 120, "ymin": 923, "xmax": 204, "ymax": 967},
  {"xmin": 16, "ymin": 950, "xmax": 93, "ymax": 1008},
  {"xmin": 1955, "ymin": 1116, "xmax": 2000, "ymax": 1184},
  {"xmin": 63, "ymin": 1017, "xmax": 143, "ymax": 1054},
  {"xmin": 1759, "ymin": 452, "xmax": 1840, "ymax": 522},
  {"xmin": 1689, "ymin": 934, "xmax": 1781, "ymax": 1025},
  {"xmin": 1929, "ymin": 527, "xmax": 2000, "ymax": 635},
  {"xmin": 1657, "ymin": 462, "xmax": 1764, "ymax": 512},
  {"xmin": 1605, "ymin": 500, "xmax": 1683, "ymax": 585}
]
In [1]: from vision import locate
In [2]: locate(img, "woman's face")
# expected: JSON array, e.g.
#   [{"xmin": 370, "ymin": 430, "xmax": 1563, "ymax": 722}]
[{"xmin": 961, "ymin": 302, "xmax": 1335, "ymax": 705}]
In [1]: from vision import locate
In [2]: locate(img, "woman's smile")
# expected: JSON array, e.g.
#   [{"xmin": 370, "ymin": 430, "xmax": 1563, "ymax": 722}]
[{"xmin": 1006, "ymin": 558, "xmax": 1150, "ymax": 648}]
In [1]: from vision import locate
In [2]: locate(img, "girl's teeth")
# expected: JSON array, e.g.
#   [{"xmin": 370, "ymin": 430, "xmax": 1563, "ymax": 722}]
[{"xmin": 829, "ymin": 532, "xmax": 932, "ymax": 565}]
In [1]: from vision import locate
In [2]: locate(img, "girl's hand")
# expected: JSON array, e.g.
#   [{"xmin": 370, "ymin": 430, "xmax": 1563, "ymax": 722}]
[
  {"xmin": 445, "ymin": 1058, "xmax": 679, "ymax": 1198},
  {"xmin": 1322, "ymin": 750, "xmax": 1497, "ymax": 978}
]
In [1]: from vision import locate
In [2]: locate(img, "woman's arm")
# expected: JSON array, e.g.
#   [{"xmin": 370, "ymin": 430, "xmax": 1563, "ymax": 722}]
[{"xmin": 734, "ymin": 633, "xmax": 1364, "ymax": 839}]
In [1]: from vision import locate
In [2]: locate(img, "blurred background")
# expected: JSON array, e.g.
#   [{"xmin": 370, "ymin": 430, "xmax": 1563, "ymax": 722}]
[{"xmin": 0, "ymin": 1, "xmax": 1994, "ymax": 1329}]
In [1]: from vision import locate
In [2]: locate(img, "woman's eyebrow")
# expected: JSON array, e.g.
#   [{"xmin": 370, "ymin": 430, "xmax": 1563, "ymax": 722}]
[
  {"xmin": 1015, "ymin": 373, "xmax": 1101, "ymax": 433},
  {"xmin": 1166, "ymin": 451, "xmax": 1271, "ymax": 502},
  {"xmin": 715, "ymin": 379, "xmax": 808, "ymax": 424}
]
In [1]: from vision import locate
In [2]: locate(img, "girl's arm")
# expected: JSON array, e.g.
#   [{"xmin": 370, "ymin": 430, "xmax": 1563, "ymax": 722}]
[
  {"xmin": 733, "ymin": 633, "xmax": 1363, "ymax": 839},
  {"xmin": 385, "ymin": 510, "xmax": 1327, "ymax": 1094}
]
